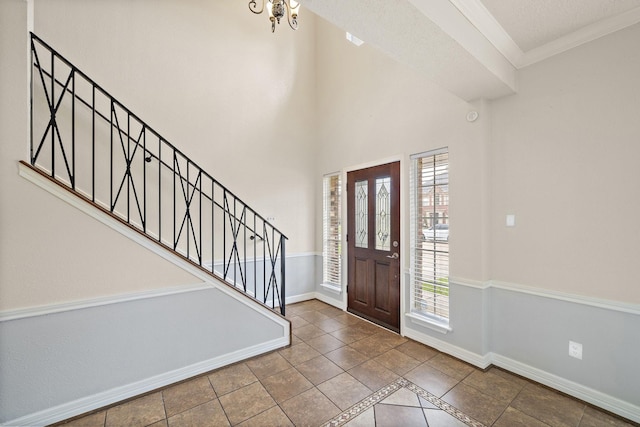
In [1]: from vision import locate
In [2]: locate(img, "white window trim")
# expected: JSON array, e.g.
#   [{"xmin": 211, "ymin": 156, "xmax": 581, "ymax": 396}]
[{"xmin": 406, "ymin": 312, "xmax": 453, "ymax": 334}]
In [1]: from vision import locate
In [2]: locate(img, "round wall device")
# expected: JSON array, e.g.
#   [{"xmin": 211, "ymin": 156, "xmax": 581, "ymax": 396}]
[{"xmin": 466, "ymin": 111, "xmax": 479, "ymax": 122}]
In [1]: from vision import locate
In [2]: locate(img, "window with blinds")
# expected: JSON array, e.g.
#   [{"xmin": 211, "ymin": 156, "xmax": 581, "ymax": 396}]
[
  {"xmin": 410, "ymin": 149, "xmax": 449, "ymax": 321},
  {"xmin": 323, "ymin": 173, "xmax": 342, "ymax": 287}
]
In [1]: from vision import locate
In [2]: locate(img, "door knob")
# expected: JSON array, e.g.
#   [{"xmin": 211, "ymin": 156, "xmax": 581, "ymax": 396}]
[{"xmin": 386, "ymin": 252, "xmax": 399, "ymax": 259}]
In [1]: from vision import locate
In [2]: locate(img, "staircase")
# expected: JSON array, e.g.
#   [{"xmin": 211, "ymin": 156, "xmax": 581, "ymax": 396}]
[{"xmin": 27, "ymin": 32, "xmax": 287, "ymax": 316}]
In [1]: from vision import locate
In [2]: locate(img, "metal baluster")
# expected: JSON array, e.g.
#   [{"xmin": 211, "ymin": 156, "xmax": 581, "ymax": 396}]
[
  {"xmin": 126, "ymin": 112, "xmax": 130, "ymax": 223},
  {"xmin": 51, "ymin": 51, "xmax": 55, "ymax": 178},
  {"xmin": 158, "ymin": 138, "xmax": 162, "ymax": 243},
  {"xmin": 110, "ymin": 99, "xmax": 113, "ymax": 211},
  {"xmin": 30, "ymin": 38, "xmax": 34, "ymax": 165},
  {"xmin": 142, "ymin": 127, "xmax": 146, "ymax": 233},
  {"xmin": 71, "ymin": 69, "xmax": 75, "ymax": 190},
  {"xmin": 280, "ymin": 234, "xmax": 286, "ymax": 316},
  {"xmin": 91, "ymin": 85, "xmax": 95, "ymax": 202}
]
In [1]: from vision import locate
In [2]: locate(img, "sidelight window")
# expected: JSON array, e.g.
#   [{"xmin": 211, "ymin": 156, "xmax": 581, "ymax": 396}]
[
  {"xmin": 322, "ymin": 173, "xmax": 342, "ymax": 287},
  {"xmin": 410, "ymin": 148, "xmax": 450, "ymax": 322}
]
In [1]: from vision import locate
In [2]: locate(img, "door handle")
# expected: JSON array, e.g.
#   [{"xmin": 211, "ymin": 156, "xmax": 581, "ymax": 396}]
[{"xmin": 386, "ymin": 252, "xmax": 399, "ymax": 259}]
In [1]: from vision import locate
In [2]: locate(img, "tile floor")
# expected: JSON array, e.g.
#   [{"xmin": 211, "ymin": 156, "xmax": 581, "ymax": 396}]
[{"xmin": 56, "ymin": 299, "xmax": 636, "ymax": 427}]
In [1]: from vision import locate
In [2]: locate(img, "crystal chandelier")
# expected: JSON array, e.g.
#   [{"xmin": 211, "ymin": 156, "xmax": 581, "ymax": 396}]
[{"xmin": 249, "ymin": 0, "xmax": 300, "ymax": 33}]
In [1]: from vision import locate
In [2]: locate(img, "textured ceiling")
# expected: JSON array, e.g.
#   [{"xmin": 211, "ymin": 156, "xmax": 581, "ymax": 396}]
[
  {"xmin": 300, "ymin": 0, "xmax": 640, "ymax": 100},
  {"xmin": 482, "ymin": 0, "xmax": 640, "ymax": 51}
]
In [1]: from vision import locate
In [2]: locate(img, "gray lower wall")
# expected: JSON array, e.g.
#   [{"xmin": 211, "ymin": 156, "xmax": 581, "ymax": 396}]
[
  {"xmin": 489, "ymin": 286, "xmax": 640, "ymax": 409},
  {"xmin": 400, "ymin": 281, "xmax": 640, "ymax": 420},
  {"xmin": 0, "ymin": 286, "xmax": 287, "ymax": 425},
  {"xmin": 3, "ymin": 254, "xmax": 638, "ymax": 424}
]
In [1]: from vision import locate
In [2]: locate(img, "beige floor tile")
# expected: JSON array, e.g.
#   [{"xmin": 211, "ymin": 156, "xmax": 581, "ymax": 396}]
[
  {"xmin": 461, "ymin": 369, "xmax": 524, "ymax": 404},
  {"xmin": 245, "ymin": 351, "xmax": 292, "ymax": 380},
  {"xmin": 317, "ymin": 372, "xmax": 373, "ymax": 410},
  {"xmin": 148, "ymin": 420, "xmax": 168, "ymax": 427},
  {"xmin": 315, "ymin": 317, "xmax": 347, "ymax": 333},
  {"xmin": 295, "ymin": 355, "xmax": 344, "ymax": 385},
  {"xmin": 288, "ymin": 315, "xmax": 310, "ymax": 330},
  {"xmin": 208, "ymin": 362, "xmax": 257, "ymax": 396},
  {"xmin": 348, "ymin": 336, "xmax": 394, "ymax": 358},
  {"xmin": 306, "ymin": 333, "xmax": 345, "ymax": 354},
  {"xmin": 280, "ymin": 387, "xmax": 341, "ymax": 426},
  {"xmin": 374, "ymin": 349, "xmax": 421, "ymax": 375},
  {"xmin": 349, "ymin": 321, "xmax": 384, "ymax": 335},
  {"xmin": 380, "ymin": 388, "xmax": 421, "ymax": 407},
  {"xmin": 237, "ymin": 406, "xmax": 294, "ymax": 427},
  {"xmin": 404, "ymin": 363, "xmax": 459, "ymax": 397},
  {"xmin": 61, "ymin": 411, "xmax": 106, "ymax": 427},
  {"xmin": 489, "ymin": 367, "xmax": 530, "ymax": 389},
  {"xmin": 162, "ymin": 376, "xmax": 216, "ymax": 417},
  {"xmin": 290, "ymin": 334, "xmax": 304, "ymax": 345},
  {"xmin": 395, "ymin": 341, "xmax": 439, "ymax": 362},
  {"xmin": 105, "ymin": 392, "xmax": 165, "ymax": 427},
  {"xmin": 325, "ymin": 346, "xmax": 370, "ymax": 370},
  {"xmin": 442, "ymin": 382, "xmax": 509, "ymax": 426},
  {"xmin": 374, "ymin": 404, "xmax": 428, "ymax": 427},
  {"xmin": 348, "ymin": 359, "xmax": 399, "ymax": 391},
  {"xmin": 218, "ymin": 382, "xmax": 276, "ymax": 425},
  {"xmin": 317, "ymin": 306, "xmax": 345, "ymax": 319},
  {"xmin": 422, "ymin": 408, "xmax": 468, "ymax": 427},
  {"xmin": 293, "ymin": 324, "xmax": 327, "ymax": 341},
  {"xmin": 579, "ymin": 405, "xmax": 636, "ymax": 427},
  {"xmin": 511, "ymin": 383, "xmax": 585, "ymax": 427},
  {"xmin": 167, "ymin": 400, "xmax": 229, "ymax": 427},
  {"xmin": 329, "ymin": 327, "xmax": 375, "ymax": 344},
  {"xmin": 369, "ymin": 330, "xmax": 408, "ymax": 348},
  {"xmin": 297, "ymin": 309, "xmax": 331, "ymax": 324},
  {"xmin": 278, "ymin": 342, "xmax": 321, "ymax": 366},
  {"xmin": 333, "ymin": 313, "xmax": 369, "ymax": 328},
  {"xmin": 343, "ymin": 406, "xmax": 375, "ymax": 427},
  {"xmin": 493, "ymin": 406, "xmax": 549, "ymax": 427},
  {"xmin": 425, "ymin": 353, "xmax": 476, "ymax": 381},
  {"xmin": 260, "ymin": 367, "xmax": 313, "ymax": 403}
]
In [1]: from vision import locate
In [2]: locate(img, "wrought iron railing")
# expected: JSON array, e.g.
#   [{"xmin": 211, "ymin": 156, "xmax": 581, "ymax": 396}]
[{"xmin": 28, "ymin": 33, "xmax": 287, "ymax": 315}]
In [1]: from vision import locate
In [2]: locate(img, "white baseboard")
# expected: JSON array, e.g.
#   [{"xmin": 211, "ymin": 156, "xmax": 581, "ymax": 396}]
[
  {"xmin": 403, "ymin": 327, "xmax": 492, "ymax": 369},
  {"xmin": 285, "ymin": 291, "xmax": 345, "ymax": 310},
  {"xmin": 2, "ymin": 336, "xmax": 289, "ymax": 427},
  {"xmin": 285, "ymin": 292, "xmax": 317, "ymax": 305},
  {"xmin": 490, "ymin": 353, "xmax": 640, "ymax": 424}
]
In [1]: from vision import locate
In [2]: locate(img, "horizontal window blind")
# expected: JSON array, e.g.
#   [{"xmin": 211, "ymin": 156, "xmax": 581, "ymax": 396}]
[
  {"xmin": 323, "ymin": 173, "xmax": 342, "ymax": 286},
  {"xmin": 410, "ymin": 149, "xmax": 449, "ymax": 320}
]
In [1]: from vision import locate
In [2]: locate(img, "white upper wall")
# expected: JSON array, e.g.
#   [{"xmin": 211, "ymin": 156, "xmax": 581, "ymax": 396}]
[
  {"xmin": 490, "ymin": 23, "xmax": 640, "ymax": 303},
  {"xmin": 0, "ymin": 0, "xmax": 318, "ymax": 311}
]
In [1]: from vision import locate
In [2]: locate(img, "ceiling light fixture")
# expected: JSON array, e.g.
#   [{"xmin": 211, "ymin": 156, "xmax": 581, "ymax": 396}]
[{"xmin": 249, "ymin": 0, "xmax": 300, "ymax": 33}]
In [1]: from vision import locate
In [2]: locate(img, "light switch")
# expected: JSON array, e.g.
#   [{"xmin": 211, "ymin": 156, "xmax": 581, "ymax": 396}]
[{"xmin": 506, "ymin": 214, "xmax": 515, "ymax": 227}]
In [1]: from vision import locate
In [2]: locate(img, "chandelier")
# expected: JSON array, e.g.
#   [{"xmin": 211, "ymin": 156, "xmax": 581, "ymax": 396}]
[{"xmin": 249, "ymin": 0, "xmax": 300, "ymax": 33}]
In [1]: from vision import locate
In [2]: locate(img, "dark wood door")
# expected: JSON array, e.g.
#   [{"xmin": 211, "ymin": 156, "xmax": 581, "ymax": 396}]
[{"xmin": 347, "ymin": 161, "xmax": 400, "ymax": 332}]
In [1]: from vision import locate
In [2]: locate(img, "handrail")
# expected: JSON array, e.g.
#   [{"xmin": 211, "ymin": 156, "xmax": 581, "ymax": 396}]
[{"xmin": 28, "ymin": 32, "xmax": 287, "ymax": 315}]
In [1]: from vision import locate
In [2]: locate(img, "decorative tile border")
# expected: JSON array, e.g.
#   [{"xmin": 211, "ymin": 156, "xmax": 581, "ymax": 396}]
[{"xmin": 322, "ymin": 378, "xmax": 486, "ymax": 427}]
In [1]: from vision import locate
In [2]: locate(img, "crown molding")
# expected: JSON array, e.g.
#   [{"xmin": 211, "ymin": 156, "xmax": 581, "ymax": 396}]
[
  {"xmin": 519, "ymin": 6, "xmax": 640, "ymax": 68},
  {"xmin": 450, "ymin": 1, "xmax": 640, "ymax": 69}
]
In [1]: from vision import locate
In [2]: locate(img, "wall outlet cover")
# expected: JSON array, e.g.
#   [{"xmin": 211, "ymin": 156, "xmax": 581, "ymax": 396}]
[{"xmin": 569, "ymin": 341, "xmax": 583, "ymax": 360}]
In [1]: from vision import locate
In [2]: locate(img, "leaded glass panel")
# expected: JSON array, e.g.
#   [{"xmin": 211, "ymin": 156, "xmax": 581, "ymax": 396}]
[
  {"xmin": 375, "ymin": 177, "xmax": 391, "ymax": 250},
  {"xmin": 355, "ymin": 180, "xmax": 368, "ymax": 248}
]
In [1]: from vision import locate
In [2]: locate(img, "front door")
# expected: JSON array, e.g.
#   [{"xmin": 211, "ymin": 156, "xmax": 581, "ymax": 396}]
[{"xmin": 347, "ymin": 161, "xmax": 400, "ymax": 332}]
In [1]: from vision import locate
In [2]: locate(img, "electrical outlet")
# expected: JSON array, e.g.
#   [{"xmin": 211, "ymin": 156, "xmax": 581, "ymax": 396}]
[
  {"xmin": 569, "ymin": 341, "xmax": 583, "ymax": 360},
  {"xmin": 506, "ymin": 214, "xmax": 516, "ymax": 227}
]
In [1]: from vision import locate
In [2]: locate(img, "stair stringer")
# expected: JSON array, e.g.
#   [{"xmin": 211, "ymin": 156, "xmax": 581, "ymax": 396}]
[{"xmin": 18, "ymin": 161, "xmax": 290, "ymax": 327}]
